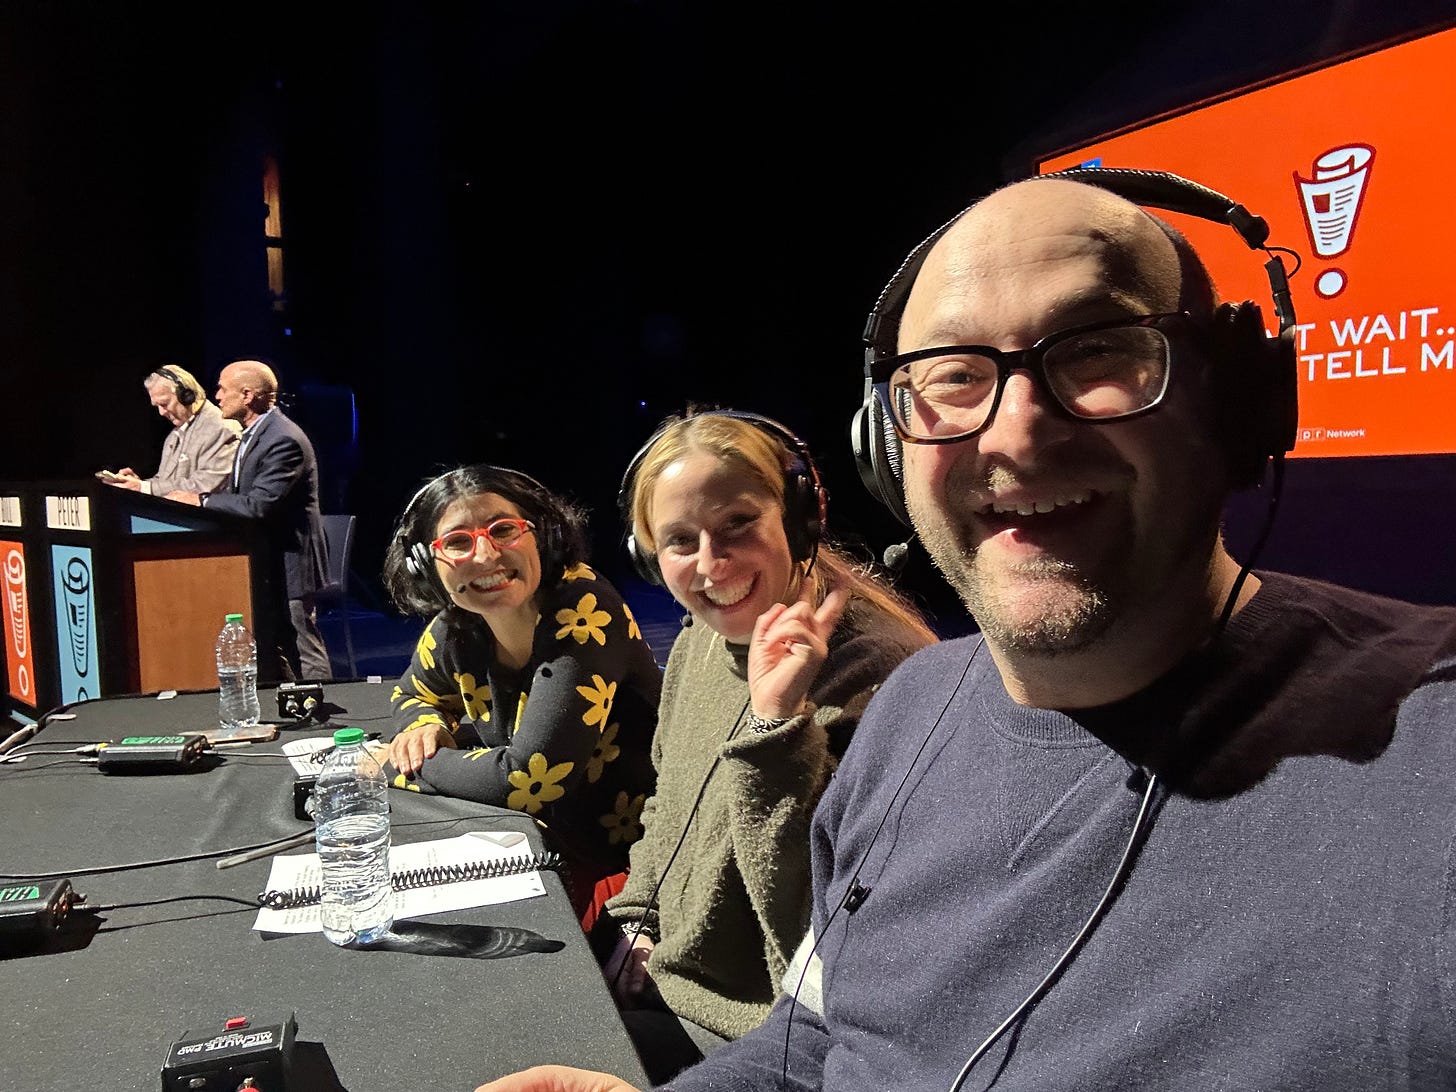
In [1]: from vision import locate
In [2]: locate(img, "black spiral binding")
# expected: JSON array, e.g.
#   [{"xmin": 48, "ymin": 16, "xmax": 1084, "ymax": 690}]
[{"xmin": 257, "ymin": 850, "xmax": 562, "ymax": 911}]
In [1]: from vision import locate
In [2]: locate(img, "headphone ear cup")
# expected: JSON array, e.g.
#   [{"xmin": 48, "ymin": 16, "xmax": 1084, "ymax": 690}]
[
  {"xmin": 1207, "ymin": 301, "xmax": 1297, "ymax": 490},
  {"xmin": 851, "ymin": 393, "xmax": 912, "ymax": 528},
  {"xmin": 405, "ymin": 540, "xmax": 445, "ymax": 600},
  {"xmin": 626, "ymin": 533, "xmax": 664, "ymax": 586},
  {"xmin": 781, "ymin": 465, "xmax": 825, "ymax": 564}
]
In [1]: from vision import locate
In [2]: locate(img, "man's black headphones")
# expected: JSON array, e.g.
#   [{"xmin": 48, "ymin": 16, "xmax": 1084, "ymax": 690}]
[
  {"xmin": 616, "ymin": 410, "xmax": 828, "ymax": 586},
  {"xmin": 851, "ymin": 166, "xmax": 1301, "ymax": 527},
  {"xmin": 397, "ymin": 464, "xmax": 565, "ymax": 605},
  {"xmin": 153, "ymin": 366, "xmax": 199, "ymax": 408}
]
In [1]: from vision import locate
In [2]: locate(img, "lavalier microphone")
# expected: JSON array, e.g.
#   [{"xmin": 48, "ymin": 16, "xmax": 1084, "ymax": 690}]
[
  {"xmin": 883, "ymin": 534, "xmax": 916, "ymax": 573},
  {"xmin": 681, "ymin": 612, "xmax": 694, "ymax": 628}
]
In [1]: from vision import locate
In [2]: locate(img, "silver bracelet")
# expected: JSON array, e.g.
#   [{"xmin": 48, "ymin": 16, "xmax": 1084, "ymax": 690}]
[{"xmin": 743, "ymin": 711, "xmax": 793, "ymax": 734}]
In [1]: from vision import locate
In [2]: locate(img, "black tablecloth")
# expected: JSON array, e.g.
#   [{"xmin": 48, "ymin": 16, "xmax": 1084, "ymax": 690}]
[{"xmin": 0, "ymin": 681, "xmax": 648, "ymax": 1091}]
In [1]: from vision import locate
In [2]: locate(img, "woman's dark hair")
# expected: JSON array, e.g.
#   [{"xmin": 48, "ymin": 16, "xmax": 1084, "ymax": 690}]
[{"xmin": 382, "ymin": 464, "xmax": 590, "ymax": 618}]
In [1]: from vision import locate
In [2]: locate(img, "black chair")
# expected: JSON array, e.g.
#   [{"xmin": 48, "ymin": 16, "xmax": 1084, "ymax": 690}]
[{"xmin": 317, "ymin": 513, "xmax": 358, "ymax": 678}]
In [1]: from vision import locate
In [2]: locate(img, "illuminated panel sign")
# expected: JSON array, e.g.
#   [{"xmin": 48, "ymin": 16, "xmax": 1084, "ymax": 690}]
[
  {"xmin": 2, "ymin": 542, "xmax": 34, "ymax": 706},
  {"xmin": 1037, "ymin": 24, "xmax": 1456, "ymax": 458},
  {"xmin": 51, "ymin": 544, "xmax": 97, "ymax": 704}
]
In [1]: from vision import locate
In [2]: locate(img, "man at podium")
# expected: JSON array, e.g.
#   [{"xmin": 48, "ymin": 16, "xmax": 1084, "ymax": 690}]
[
  {"xmin": 101, "ymin": 366, "xmax": 240, "ymax": 496},
  {"xmin": 164, "ymin": 359, "xmax": 332, "ymax": 682}
]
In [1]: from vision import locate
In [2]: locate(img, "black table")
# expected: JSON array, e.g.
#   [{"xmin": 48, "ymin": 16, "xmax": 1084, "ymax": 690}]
[{"xmin": 0, "ymin": 681, "xmax": 649, "ymax": 1091}]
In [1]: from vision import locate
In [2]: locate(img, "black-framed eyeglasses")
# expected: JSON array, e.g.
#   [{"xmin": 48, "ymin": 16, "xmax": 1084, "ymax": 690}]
[
  {"xmin": 869, "ymin": 313, "xmax": 1192, "ymax": 444},
  {"xmin": 431, "ymin": 518, "xmax": 535, "ymax": 560}
]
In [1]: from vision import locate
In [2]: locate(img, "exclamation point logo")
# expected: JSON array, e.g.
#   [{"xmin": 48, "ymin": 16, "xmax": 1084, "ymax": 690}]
[{"xmin": 1293, "ymin": 143, "xmax": 1375, "ymax": 299}]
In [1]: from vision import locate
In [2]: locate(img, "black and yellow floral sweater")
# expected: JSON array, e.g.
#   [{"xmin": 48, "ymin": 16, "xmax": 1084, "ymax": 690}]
[
  {"xmin": 604, "ymin": 596, "xmax": 935, "ymax": 1041},
  {"xmin": 386, "ymin": 563, "xmax": 662, "ymax": 882}
]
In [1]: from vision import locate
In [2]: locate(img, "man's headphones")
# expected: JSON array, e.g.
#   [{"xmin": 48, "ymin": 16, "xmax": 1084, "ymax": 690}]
[
  {"xmin": 398, "ymin": 465, "xmax": 565, "ymax": 605},
  {"xmin": 153, "ymin": 366, "xmax": 199, "ymax": 408},
  {"xmin": 617, "ymin": 410, "xmax": 828, "ymax": 586},
  {"xmin": 851, "ymin": 166, "xmax": 1301, "ymax": 527}
]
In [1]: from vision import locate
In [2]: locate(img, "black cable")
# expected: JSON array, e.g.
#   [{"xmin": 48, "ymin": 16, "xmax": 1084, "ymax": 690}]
[
  {"xmin": 0, "ymin": 757, "xmax": 88, "ymax": 771},
  {"xmin": 946, "ymin": 771, "xmax": 1161, "ymax": 1092},
  {"xmin": 76, "ymin": 893, "xmax": 264, "ymax": 914},
  {"xmin": 779, "ymin": 643, "xmax": 981, "ymax": 1086},
  {"xmin": 1220, "ymin": 455, "xmax": 1285, "ymax": 632},
  {"xmin": 0, "ymin": 808, "xmax": 539, "ymax": 882},
  {"xmin": 941, "ymin": 466, "xmax": 1275, "ymax": 1090},
  {"xmin": 610, "ymin": 698, "xmax": 752, "ymax": 997},
  {"xmin": 0, "ymin": 747, "xmax": 95, "ymax": 760}
]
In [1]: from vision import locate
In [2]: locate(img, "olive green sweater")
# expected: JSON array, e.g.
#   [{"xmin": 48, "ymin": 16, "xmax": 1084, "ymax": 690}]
[{"xmin": 605, "ymin": 598, "xmax": 934, "ymax": 1040}]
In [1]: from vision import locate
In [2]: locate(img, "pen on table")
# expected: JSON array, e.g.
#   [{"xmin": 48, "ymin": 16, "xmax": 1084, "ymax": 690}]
[{"xmin": 216, "ymin": 830, "xmax": 315, "ymax": 870}]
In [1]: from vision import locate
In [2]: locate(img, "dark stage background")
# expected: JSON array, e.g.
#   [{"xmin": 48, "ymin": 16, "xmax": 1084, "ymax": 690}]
[{"xmin": 6, "ymin": 0, "xmax": 1456, "ymax": 630}]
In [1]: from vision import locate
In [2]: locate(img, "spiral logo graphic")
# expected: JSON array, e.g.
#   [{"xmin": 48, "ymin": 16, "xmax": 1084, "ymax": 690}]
[
  {"xmin": 61, "ymin": 557, "xmax": 91, "ymax": 677},
  {"xmin": 4, "ymin": 550, "xmax": 25, "ymax": 661}
]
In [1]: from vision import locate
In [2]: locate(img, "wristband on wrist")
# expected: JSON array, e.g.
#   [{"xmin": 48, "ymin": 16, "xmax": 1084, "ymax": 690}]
[{"xmin": 743, "ymin": 711, "xmax": 794, "ymax": 734}]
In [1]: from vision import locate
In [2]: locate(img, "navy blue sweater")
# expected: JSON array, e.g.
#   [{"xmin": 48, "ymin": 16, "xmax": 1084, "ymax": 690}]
[{"xmin": 666, "ymin": 573, "xmax": 1456, "ymax": 1091}]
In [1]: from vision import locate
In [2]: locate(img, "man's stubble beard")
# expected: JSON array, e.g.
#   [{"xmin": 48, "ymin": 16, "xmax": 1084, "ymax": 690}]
[{"xmin": 916, "ymin": 515, "xmax": 1116, "ymax": 655}]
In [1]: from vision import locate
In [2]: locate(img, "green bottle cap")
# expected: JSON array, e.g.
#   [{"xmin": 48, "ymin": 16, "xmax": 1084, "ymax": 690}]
[
  {"xmin": 332, "ymin": 727, "xmax": 365, "ymax": 745},
  {"xmin": 225, "ymin": 613, "xmax": 244, "ymax": 623}
]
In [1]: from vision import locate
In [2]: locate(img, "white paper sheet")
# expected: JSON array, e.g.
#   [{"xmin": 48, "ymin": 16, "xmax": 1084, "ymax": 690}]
[{"xmin": 252, "ymin": 831, "xmax": 546, "ymax": 934}]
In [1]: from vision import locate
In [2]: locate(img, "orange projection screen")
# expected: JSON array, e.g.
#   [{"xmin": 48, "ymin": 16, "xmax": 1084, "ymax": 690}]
[{"xmin": 1037, "ymin": 24, "xmax": 1456, "ymax": 459}]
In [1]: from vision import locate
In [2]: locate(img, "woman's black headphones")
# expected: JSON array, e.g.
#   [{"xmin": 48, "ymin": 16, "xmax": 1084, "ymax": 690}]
[
  {"xmin": 850, "ymin": 166, "xmax": 1301, "ymax": 527},
  {"xmin": 616, "ymin": 410, "xmax": 828, "ymax": 586},
  {"xmin": 152, "ymin": 366, "xmax": 199, "ymax": 407}
]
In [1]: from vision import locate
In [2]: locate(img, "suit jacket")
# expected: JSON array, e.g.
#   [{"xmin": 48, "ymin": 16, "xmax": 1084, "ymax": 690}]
[
  {"xmin": 203, "ymin": 408, "xmax": 329, "ymax": 600},
  {"xmin": 145, "ymin": 401, "xmax": 242, "ymax": 496}
]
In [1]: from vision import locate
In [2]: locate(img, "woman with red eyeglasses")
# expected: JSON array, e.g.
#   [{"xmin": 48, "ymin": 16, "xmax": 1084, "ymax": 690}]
[{"xmin": 380, "ymin": 464, "xmax": 662, "ymax": 930}]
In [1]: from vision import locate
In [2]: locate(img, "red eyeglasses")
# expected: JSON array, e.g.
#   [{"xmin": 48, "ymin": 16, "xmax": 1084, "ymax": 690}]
[{"xmin": 430, "ymin": 518, "xmax": 535, "ymax": 560}]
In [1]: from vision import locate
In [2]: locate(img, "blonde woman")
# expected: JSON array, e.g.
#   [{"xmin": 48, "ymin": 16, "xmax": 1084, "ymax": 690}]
[{"xmin": 601, "ymin": 410, "xmax": 937, "ymax": 1082}]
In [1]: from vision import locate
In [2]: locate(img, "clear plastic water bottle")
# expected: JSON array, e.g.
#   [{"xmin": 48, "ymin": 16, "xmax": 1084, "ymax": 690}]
[
  {"xmin": 215, "ymin": 613, "xmax": 261, "ymax": 729},
  {"xmin": 314, "ymin": 727, "xmax": 394, "ymax": 945}
]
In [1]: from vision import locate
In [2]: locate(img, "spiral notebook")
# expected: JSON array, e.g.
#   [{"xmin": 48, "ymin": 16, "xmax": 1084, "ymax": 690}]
[{"xmin": 252, "ymin": 832, "xmax": 554, "ymax": 935}]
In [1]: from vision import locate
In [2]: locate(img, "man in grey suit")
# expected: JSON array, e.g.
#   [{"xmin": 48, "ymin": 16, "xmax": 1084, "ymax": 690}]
[
  {"xmin": 167, "ymin": 359, "xmax": 332, "ymax": 681},
  {"xmin": 105, "ymin": 366, "xmax": 241, "ymax": 496}
]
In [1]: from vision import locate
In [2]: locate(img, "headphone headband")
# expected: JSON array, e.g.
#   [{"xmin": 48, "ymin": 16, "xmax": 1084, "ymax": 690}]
[
  {"xmin": 852, "ymin": 166, "xmax": 1301, "ymax": 526},
  {"xmin": 397, "ymin": 464, "xmax": 566, "ymax": 604},
  {"xmin": 617, "ymin": 409, "xmax": 828, "ymax": 586},
  {"xmin": 151, "ymin": 366, "xmax": 199, "ymax": 408}
]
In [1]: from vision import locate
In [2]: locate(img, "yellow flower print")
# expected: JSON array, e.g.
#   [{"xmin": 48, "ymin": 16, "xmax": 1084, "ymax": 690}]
[
  {"xmin": 576, "ymin": 675, "xmax": 617, "ymax": 730},
  {"xmin": 415, "ymin": 626, "xmax": 439, "ymax": 670},
  {"xmin": 506, "ymin": 752, "xmax": 574, "ymax": 813},
  {"xmin": 586, "ymin": 722, "xmax": 621, "ymax": 783},
  {"xmin": 561, "ymin": 562, "xmax": 597, "ymax": 582},
  {"xmin": 555, "ymin": 593, "xmax": 612, "ymax": 646},
  {"xmin": 600, "ymin": 791, "xmax": 645, "ymax": 845},
  {"xmin": 623, "ymin": 603, "xmax": 641, "ymax": 641},
  {"xmin": 410, "ymin": 675, "xmax": 446, "ymax": 706},
  {"xmin": 390, "ymin": 773, "xmax": 422, "ymax": 792},
  {"xmin": 455, "ymin": 672, "xmax": 491, "ymax": 721},
  {"xmin": 392, "ymin": 682, "xmax": 425, "ymax": 712},
  {"xmin": 404, "ymin": 713, "xmax": 448, "ymax": 734},
  {"xmin": 464, "ymin": 747, "xmax": 493, "ymax": 761}
]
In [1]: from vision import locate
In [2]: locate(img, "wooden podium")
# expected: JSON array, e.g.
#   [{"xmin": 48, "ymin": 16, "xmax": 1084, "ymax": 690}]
[{"xmin": 0, "ymin": 479, "xmax": 282, "ymax": 721}]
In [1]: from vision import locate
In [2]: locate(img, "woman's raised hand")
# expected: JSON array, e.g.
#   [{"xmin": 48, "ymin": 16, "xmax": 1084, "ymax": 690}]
[{"xmin": 747, "ymin": 582, "xmax": 848, "ymax": 721}]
